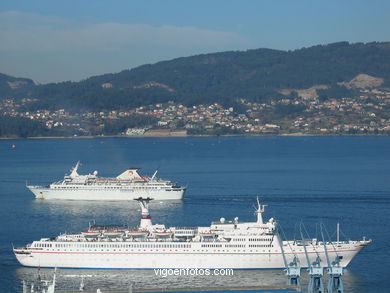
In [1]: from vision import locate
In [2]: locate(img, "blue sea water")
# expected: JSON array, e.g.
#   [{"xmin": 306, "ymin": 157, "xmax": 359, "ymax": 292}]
[{"xmin": 0, "ymin": 136, "xmax": 389, "ymax": 292}]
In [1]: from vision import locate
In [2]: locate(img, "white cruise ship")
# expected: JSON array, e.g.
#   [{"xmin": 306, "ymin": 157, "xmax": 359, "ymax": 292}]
[
  {"xmin": 27, "ymin": 162, "xmax": 186, "ymax": 200},
  {"xmin": 14, "ymin": 198, "xmax": 371, "ymax": 269}
]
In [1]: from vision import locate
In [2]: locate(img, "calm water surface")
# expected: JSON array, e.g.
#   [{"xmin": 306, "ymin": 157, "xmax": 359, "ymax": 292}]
[{"xmin": 0, "ymin": 136, "xmax": 389, "ymax": 293}]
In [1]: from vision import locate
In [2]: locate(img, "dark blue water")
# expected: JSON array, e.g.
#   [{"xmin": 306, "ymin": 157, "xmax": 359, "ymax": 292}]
[{"xmin": 0, "ymin": 137, "xmax": 389, "ymax": 292}]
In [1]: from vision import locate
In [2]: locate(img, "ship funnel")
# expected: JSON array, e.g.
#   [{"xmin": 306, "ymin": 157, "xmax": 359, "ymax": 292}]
[
  {"xmin": 117, "ymin": 169, "xmax": 142, "ymax": 180},
  {"xmin": 134, "ymin": 197, "xmax": 153, "ymax": 229}
]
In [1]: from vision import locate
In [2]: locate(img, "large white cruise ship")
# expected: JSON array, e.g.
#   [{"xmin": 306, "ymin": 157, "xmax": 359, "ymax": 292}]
[
  {"xmin": 14, "ymin": 198, "xmax": 371, "ymax": 269},
  {"xmin": 27, "ymin": 162, "xmax": 186, "ymax": 200}
]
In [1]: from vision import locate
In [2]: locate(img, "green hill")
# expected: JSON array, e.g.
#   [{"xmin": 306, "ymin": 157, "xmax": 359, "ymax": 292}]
[
  {"xmin": 0, "ymin": 73, "xmax": 35, "ymax": 98},
  {"xmin": 2, "ymin": 41, "xmax": 390, "ymax": 111}
]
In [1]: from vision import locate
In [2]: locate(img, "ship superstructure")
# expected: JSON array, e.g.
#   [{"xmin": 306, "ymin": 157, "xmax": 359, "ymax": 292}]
[
  {"xmin": 14, "ymin": 198, "xmax": 371, "ymax": 269},
  {"xmin": 27, "ymin": 162, "xmax": 186, "ymax": 200}
]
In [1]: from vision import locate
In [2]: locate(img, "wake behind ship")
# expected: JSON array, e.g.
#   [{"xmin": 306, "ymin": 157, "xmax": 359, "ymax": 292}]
[
  {"xmin": 14, "ymin": 198, "xmax": 371, "ymax": 269},
  {"xmin": 27, "ymin": 162, "xmax": 186, "ymax": 200}
]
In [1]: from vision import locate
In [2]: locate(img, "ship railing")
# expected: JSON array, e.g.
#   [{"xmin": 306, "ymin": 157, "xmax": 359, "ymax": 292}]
[
  {"xmin": 201, "ymin": 238, "xmax": 219, "ymax": 243},
  {"xmin": 27, "ymin": 247, "xmax": 44, "ymax": 250},
  {"xmin": 318, "ymin": 240, "xmax": 351, "ymax": 245},
  {"xmin": 28, "ymin": 185, "xmax": 50, "ymax": 188},
  {"xmin": 89, "ymin": 224, "xmax": 129, "ymax": 230},
  {"xmin": 211, "ymin": 221, "xmax": 253, "ymax": 226},
  {"xmin": 142, "ymin": 238, "xmax": 189, "ymax": 243},
  {"xmin": 14, "ymin": 243, "xmax": 35, "ymax": 250},
  {"xmin": 173, "ymin": 231, "xmax": 198, "ymax": 236},
  {"xmin": 294, "ymin": 239, "xmax": 352, "ymax": 247},
  {"xmin": 97, "ymin": 238, "xmax": 190, "ymax": 243},
  {"xmin": 174, "ymin": 231, "xmax": 197, "ymax": 235},
  {"xmin": 295, "ymin": 238, "xmax": 318, "ymax": 246},
  {"xmin": 14, "ymin": 245, "xmax": 28, "ymax": 250}
]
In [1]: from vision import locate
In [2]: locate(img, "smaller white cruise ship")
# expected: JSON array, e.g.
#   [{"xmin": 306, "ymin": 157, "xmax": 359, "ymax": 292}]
[{"xmin": 27, "ymin": 162, "xmax": 186, "ymax": 200}]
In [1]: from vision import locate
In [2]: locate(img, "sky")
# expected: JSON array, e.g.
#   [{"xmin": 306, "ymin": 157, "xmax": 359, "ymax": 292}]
[{"xmin": 1, "ymin": 0, "xmax": 389, "ymax": 83}]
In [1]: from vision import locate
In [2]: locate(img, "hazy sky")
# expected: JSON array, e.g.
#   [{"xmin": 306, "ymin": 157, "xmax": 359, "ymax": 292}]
[{"xmin": 1, "ymin": 0, "xmax": 389, "ymax": 83}]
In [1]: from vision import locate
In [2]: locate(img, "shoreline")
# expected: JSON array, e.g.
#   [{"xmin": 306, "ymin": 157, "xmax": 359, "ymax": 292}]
[{"xmin": 1, "ymin": 133, "xmax": 389, "ymax": 140}]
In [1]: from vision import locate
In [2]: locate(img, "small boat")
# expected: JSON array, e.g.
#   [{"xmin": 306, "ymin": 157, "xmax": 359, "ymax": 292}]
[
  {"xmin": 103, "ymin": 230, "xmax": 124, "ymax": 237},
  {"xmin": 154, "ymin": 231, "xmax": 173, "ymax": 237},
  {"xmin": 81, "ymin": 231, "xmax": 101, "ymax": 237}
]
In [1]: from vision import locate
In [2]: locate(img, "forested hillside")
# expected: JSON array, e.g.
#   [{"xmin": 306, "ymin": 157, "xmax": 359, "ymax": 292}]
[{"xmin": 1, "ymin": 42, "xmax": 390, "ymax": 111}]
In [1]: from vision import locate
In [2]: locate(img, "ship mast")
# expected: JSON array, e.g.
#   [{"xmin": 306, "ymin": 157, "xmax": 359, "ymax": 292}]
[
  {"xmin": 70, "ymin": 161, "xmax": 80, "ymax": 178},
  {"xmin": 134, "ymin": 197, "xmax": 153, "ymax": 229},
  {"xmin": 151, "ymin": 170, "xmax": 158, "ymax": 180},
  {"xmin": 255, "ymin": 197, "xmax": 267, "ymax": 224}
]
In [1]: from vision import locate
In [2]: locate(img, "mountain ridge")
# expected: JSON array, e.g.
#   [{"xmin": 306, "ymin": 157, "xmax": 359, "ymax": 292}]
[{"xmin": 1, "ymin": 41, "xmax": 390, "ymax": 111}]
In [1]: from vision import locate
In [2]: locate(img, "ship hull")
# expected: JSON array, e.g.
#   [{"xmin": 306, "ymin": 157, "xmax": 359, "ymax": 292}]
[
  {"xmin": 27, "ymin": 186, "xmax": 185, "ymax": 200},
  {"xmin": 14, "ymin": 241, "xmax": 367, "ymax": 269}
]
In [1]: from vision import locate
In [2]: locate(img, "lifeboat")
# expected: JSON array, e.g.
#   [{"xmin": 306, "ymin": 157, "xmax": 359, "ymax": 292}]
[
  {"xmin": 103, "ymin": 230, "xmax": 124, "ymax": 237},
  {"xmin": 81, "ymin": 231, "xmax": 100, "ymax": 237},
  {"xmin": 154, "ymin": 231, "xmax": 173, "ymax": 237}
]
